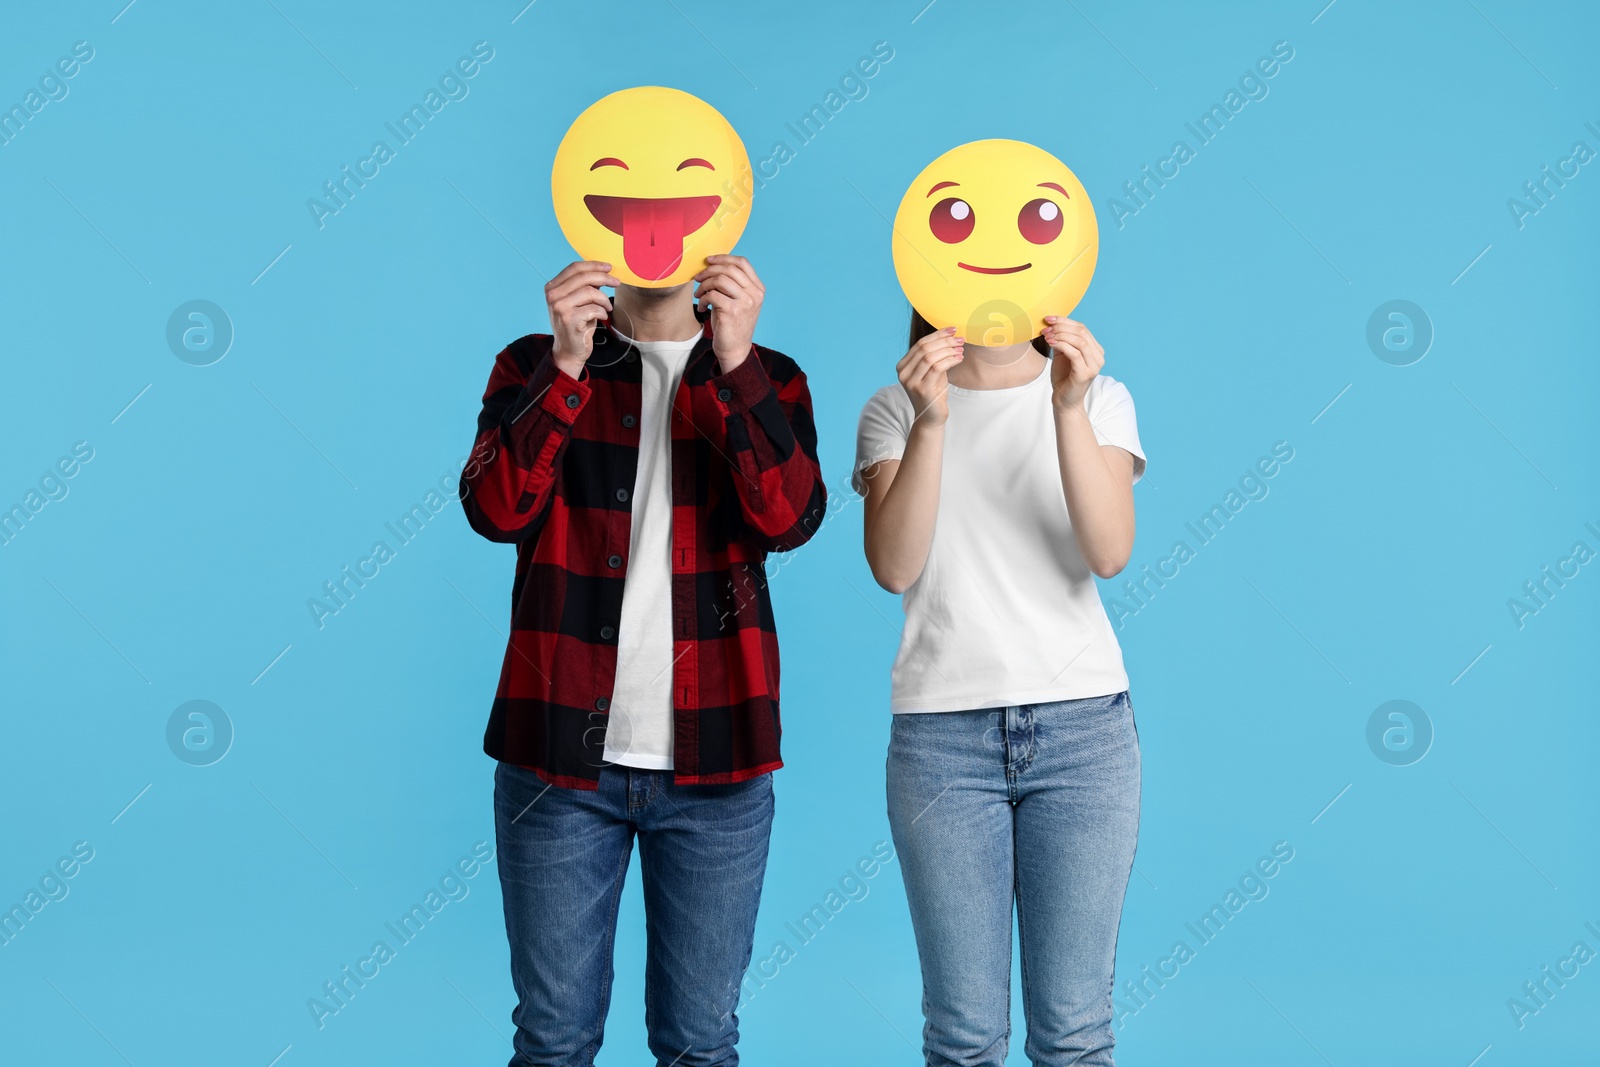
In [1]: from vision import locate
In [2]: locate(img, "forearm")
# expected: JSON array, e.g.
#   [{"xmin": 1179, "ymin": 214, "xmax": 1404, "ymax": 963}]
[
  {"xmin": 865, "ymin": 421, "xmax": 945, "ymax": 593},
  {"xmin": 1053, "ymin": 405, "xmax": 1134, "ymax": 577},
  {"xmin": 692, "ymin": 353, "xmax": 826, "ymax": 548},
  {"xmin": 460, "ymin": 351, "xmax": 586, "ymax": 542}
]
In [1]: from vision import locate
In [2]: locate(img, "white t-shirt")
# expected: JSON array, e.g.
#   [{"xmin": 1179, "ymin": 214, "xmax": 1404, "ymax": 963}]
[
  {"xmin": 853, "ymin": 364, "xmax": 1146, "ymax": 714},
  {"xmin": 603, "ymin": 330, "xmax": 699, "ymax": 768}
]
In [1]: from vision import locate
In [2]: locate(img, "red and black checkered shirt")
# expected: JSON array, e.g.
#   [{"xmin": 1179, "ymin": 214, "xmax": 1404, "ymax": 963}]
[{"xmin": 460, "ymin": 317, "xmax": 826, "ymax": 790}]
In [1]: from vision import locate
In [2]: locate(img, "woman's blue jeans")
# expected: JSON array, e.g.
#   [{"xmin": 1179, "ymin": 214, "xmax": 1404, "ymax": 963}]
[{"xmin": 886, "ymin": 692, "xmax": 1141, "ymax": 1067}]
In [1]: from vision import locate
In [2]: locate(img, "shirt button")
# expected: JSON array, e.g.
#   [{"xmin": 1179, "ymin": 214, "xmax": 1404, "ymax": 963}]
[
  {"xmin": 622, "ymin": 414, "xmax": 637, "ymax": 428},
  {"xmin": 565, "ymin": 394, "xmax": 580, "ymax": 409},
  {"xmin": 595, "ymin": 697, "xmax": 610, "ymax": 712},
  {"xmin": 717, "ymin": 388, "xmax": 733, "ymax": 402},
  {"xmin": 600, "ymin": 625, "xmax": 616, "ymax": 640},
  {"xmin": 615, "ymin": 488, "xmax": 630, "ymax": 502},
  {"xmin": 607, "ymin": 554, "xmax": 623, "ymax": 568}
]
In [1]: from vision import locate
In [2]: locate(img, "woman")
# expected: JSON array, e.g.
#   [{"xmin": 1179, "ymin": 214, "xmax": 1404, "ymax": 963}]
[{"xmin": 855, "ymin": 309, "xmax": 1145, "ymax": 1066}]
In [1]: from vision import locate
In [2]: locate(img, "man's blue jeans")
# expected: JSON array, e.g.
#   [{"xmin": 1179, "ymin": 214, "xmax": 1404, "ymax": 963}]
[
  {"xmin": 886, "ymin": 692, "xmax": 1141, "ymax": 1067},
  {"xmin": 493, "ymin": 762, "xmax": 774, "ymax": 1067}
]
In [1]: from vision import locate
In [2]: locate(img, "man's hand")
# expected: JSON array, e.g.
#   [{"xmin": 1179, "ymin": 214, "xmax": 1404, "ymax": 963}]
[
  {"xmin": 694, "ymin": 254, "xmax": 764, "ymax": 372},
  {"xmin": 545, "ymin": 261, "xmax": 619, "ymax": 379},
  {"xmin": 1043, "ymin": 316, "xmax": 1105, "ymax": 414},
  {"xmin": 897, "ymin": 326, "xmax": 964, "ymax": 427}
]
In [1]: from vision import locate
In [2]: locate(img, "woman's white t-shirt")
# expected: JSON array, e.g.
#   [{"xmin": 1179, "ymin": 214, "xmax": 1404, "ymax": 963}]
[{"xmin": 853, "ymin": 363, "xmax": 1146, "ymax": 714}]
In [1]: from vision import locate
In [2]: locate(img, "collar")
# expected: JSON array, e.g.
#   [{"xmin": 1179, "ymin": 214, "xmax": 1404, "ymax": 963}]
[
  {"xmin": 599, "ymin": 300, "xmax": 713, "ymax": 344},
  {"xmin": 599, "ymin": 303, "xmax": 718, "ymax": 367}
]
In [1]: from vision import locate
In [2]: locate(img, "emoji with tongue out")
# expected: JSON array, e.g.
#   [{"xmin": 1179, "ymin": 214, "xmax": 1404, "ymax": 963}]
[
  {"xmin": 551, "ymin": 86, "xmax": 752, "ymax": 288},
  {"xmin": 891, "ymin": 139, "xmax": 1098, "ymax": 346}
]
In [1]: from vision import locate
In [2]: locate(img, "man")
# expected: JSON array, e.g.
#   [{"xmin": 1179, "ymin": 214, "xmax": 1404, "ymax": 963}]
[{"xmin": 460, "ymin": 253, "xmax": 825, "ymax": 1067}]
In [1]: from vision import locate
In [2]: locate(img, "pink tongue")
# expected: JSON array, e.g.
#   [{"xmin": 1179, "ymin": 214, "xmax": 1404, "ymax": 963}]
[{"xmin": 620, "ymin": 199, "xmax": 687, "ymax": 282}]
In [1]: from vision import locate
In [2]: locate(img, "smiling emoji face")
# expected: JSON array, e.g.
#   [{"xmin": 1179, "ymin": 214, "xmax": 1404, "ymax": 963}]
[
  {"xmin": 551, "ymin": 86, "xmax": 751, "ymax": 288},
  {"xmin": 892, "ymin": 139, "xmax": 1097, "ymax": 346}
]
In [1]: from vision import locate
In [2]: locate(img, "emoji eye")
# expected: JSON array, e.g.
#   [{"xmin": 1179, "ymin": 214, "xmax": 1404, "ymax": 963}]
[
  {"xmin": 1018, "ymin": 199, "xmax": 1063, "ymax": 244},
  {"xmin": 676, "ymin": 158, "xmax": 715, "ymax": 171},
  {"xmin": 590, "ymin": 157, "xmax": 628, "ymax": 170},
  {"xmin": 929, "ymin": 198, "xmax": 975, "ymax": 243}
]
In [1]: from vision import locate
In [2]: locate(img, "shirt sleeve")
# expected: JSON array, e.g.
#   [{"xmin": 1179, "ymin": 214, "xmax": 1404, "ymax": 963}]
[
  {"xmin": 852, "ymin": 385, "xmax": 912, "ymax": 496},
  {"xmin": 1085, "ymin": 376, "xmax": 1147, "ymax": 484},
  {"xmin": 686, "ymin": 346, "xmax": 827, "ymax": 554},
  {"xmin": 460, "ymin": 339, "xmax": 591, "ymax": 543}
]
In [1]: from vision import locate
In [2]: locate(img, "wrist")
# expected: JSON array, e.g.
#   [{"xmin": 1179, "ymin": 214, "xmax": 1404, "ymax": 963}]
[
  {"xmin": 552, "ymin": 351, "xmax": 586, "ymax": 380},
  {"xmin": 714, "ymin": 343, "xmax": 752, "ymax": 372},
  {"xmin": 1052, "ymin": 393, "xmax": 1089, "ymax": 419}
]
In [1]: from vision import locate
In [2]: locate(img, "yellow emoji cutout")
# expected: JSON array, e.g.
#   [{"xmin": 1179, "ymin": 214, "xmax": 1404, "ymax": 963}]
[
  {"xmin": 892, "ymin": 139, "xmax": 1098, "ymax": 346},
  {"xmin": 551, "ymin": 86, "xmax": 752, "ymax": 288}
]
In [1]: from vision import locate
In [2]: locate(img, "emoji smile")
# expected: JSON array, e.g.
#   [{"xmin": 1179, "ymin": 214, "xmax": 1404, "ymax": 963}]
[
  {"xmin": 584, "ymin": 194, "xmax": 722, "ymax": 283},
  {"xmin": 957, "ymin": 262, "xmax": 1032, "ymax": 275}
]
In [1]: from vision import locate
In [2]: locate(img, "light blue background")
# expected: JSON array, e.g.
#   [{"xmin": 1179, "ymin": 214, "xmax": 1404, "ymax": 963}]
[{"xmin": 2, "ymin": 1, "xmax": 1596, "ymax": 1064}]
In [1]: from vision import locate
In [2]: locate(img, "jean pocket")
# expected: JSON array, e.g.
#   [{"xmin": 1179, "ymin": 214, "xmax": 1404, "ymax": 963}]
[
  {"xmin": 1051, "ymin": 691, "xmax": 1124, "ymax": 714},
  {"xmin": 1057, "ymin": 691, "xmax": 1135, "ymax": 741},
  {"xmin": 493, "ymin": 761, "xmax": 544, "ymax": 821}
]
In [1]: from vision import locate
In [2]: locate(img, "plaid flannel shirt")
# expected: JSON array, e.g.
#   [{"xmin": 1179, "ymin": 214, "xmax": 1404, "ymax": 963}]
[{"xmin": 460, "ymin": 316, "xmax": 825, "ymax": 789}]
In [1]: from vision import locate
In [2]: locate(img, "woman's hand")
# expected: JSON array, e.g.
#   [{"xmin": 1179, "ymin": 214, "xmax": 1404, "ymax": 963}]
[
  {"xmin": 546, "ymin": 260, "xmax": 619, "ymax": 379},
  {"xmin": 1044, "ymin": 316, "xmax": 1104, "ymax": 413},
  {"xmin": 897, "ymin": 326, "xmax": 965, "ymax": 426}
]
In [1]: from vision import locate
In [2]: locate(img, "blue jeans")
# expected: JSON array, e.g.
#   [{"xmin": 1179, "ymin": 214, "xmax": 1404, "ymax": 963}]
[
  {"xmin": 493, "ymin": 762, "xmax": 775, "ymax": 1067},
  {"xmin": 886, "ymin": 692, "xmax": 1141, "ymax": 1067}
]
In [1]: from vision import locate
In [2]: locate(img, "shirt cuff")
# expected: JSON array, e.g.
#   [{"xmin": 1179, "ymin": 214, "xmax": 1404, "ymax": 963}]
[
  {"xmin": 706, "ymin": 348, "xmax": 772, "ymax": 415},
  {"xmin": 521, "ymin": 353, "xmax": 592, "ymax": 426}
]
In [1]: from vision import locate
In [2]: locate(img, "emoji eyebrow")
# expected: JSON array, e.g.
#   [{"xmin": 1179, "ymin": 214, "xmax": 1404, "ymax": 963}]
[
  {"xmin": 925, "ymin": 181, "xmax": 960, "ymax": 197},
  {"xmin": 1038, "ymin": 182, "xmax": 1069, "ymax": 197},
  {"xmin": 590, "ymin": 157, "xmax": 628, "ymax": 170},
  {"xmin": 677, "ymin": 158, "xmax": 715, "ymax": 171}
]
